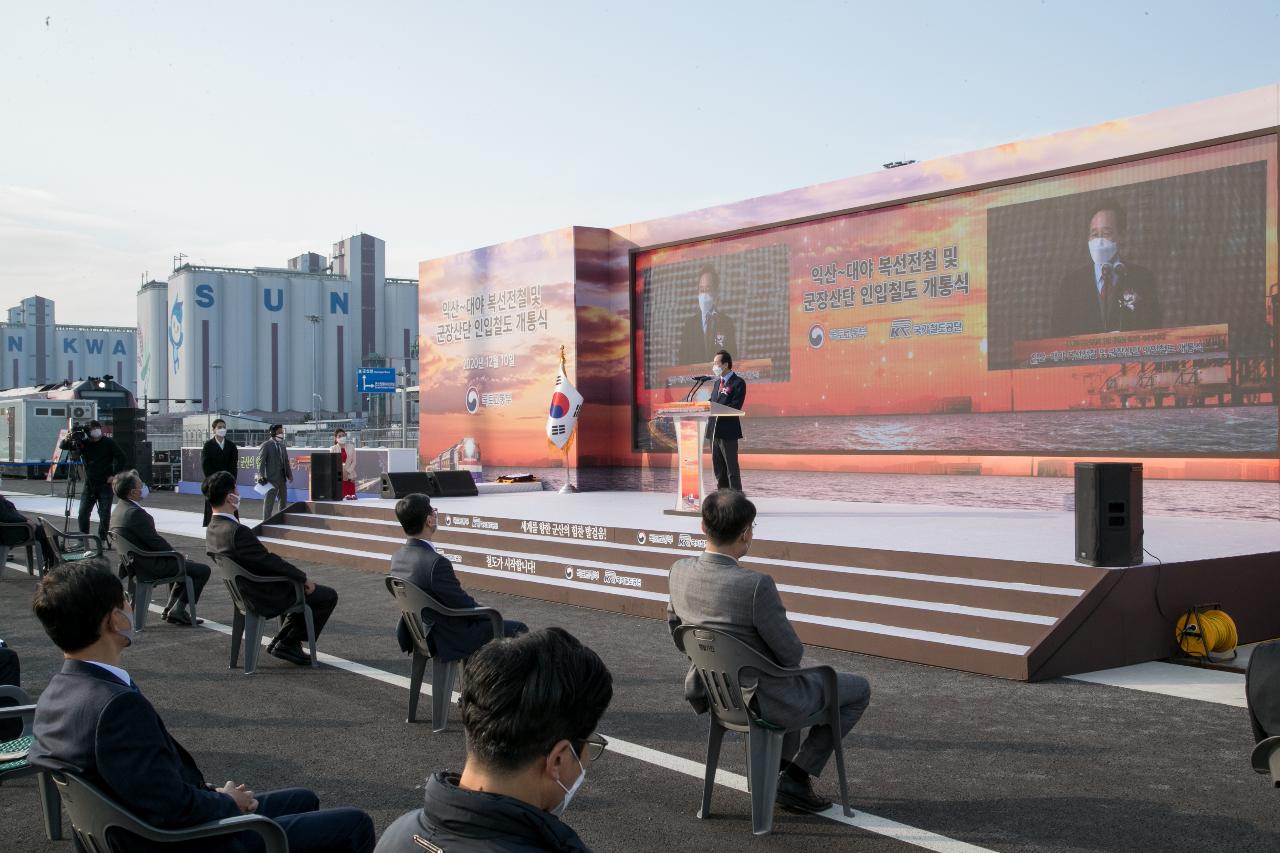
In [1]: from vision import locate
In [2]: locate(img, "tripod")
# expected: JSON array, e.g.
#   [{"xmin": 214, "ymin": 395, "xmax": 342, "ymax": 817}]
[{"xmin": 53, "ymin": 423, "xmax": 83, "ymax": 534}]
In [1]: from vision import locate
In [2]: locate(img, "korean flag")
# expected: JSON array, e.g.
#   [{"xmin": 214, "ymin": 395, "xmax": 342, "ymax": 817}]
[{"xmin": 545, "ymin": 352, "xmax": 584, "ymax": 452}]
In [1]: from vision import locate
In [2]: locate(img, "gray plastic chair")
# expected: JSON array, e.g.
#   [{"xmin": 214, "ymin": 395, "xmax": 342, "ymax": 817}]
[
  {"xmin": 1251, "ymin": 737, "xmax": 1280, "ymax": 786},
  {"xmin": 107, "ymin": 530, "xmax": 196, "ymax": 632},
  {"xmin": 0, "ymin": 685, "xmax": 61, "ymax": 840},
  {"xmin": 52, "ymin": 771, "xmax": 288, "ymax": 853},
  {"xmin": 384, "ymin": 575, "xmax": 503, "ymax": 732},
  {"xmin": 39, "ymin": 518, "xmax": 102, "ymax": 566},
  {"xmin": 673, "ymin": 624, "xmax": 852, "ymax": 836},
  {"xmin": 0, "ymin": 521, "xmax": 43, "ymax": 577},
  {"xmin": 210, "ymin": 553, "xmax": 316, "ymax": 674}
]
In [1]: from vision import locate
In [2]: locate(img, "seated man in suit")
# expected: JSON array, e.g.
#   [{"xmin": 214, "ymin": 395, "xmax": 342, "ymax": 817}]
[
  {"xmin": 108, "ymin": 469, "xmax": 211, "ymax": 626},
  {"xmin": 203, "ymin": 471, "xmax": 339, "ymax": 666},
  {"xmin": 667, "ymin": 489, "xmax": 871, "ymax": 814},
  {"xmin": 390, "ymin": 493, "xmax": 527, "ymax": 662},
  {"xmin": 0, "ymin": 491, "xmax": 56, "ymax": 566},
  {"xmin": 375, "ymin": 627, "xmax": 612, "ymax": 852},
  {"xmin": 28, "ymin": 561, "xmax": 374, "ymax": 853}
]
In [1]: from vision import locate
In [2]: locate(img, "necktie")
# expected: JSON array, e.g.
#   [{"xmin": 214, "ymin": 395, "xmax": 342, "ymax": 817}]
[{"xmin": 1100, "ymin": 265, "xmax": 1116, "ymax": 329}]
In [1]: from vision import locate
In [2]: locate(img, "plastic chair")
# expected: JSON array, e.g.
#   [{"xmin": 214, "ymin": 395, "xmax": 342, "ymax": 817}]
[
  {"xmin": 38, "ymin": 519, "xmax": 102, "ymax": 567},
  {"xmin": 0, "ymin": 685, "xmax": 62, "ymax": 840},
  {"xmin": 1247, "ymin": 639, "xmax": 1280, "ymax": 786},
  {"xmin": 52, "ymin": 771, "xmax": 288, "ymax": 853},
  {"xmin": 210, "ymin": 553, "xmax": 316, "ymax": 674},
  {"xmin": 673, "ymin": 625, "xmax": 852, "ymax": 836},
  {"xmin": 384, "ymin": 575, "xmax": 503, "ymax": 731},
  {"xmin": 107, "ymin": 530, "xmax": 196, "ymax": 632},
  {"xmin": 0, "ymin": 521, "xmax": 43, "ymax": 577}
]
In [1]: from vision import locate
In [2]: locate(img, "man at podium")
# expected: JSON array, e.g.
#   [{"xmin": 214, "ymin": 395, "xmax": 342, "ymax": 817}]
[{"xmin": 707, "ymin": 349, "xmax": 746, "ymax": 491}]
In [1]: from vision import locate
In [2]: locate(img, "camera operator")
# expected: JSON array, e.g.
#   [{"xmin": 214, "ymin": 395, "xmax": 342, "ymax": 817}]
[{"xmin": 61, "ymin": 420, "xmax": 126, "ymax": 543}]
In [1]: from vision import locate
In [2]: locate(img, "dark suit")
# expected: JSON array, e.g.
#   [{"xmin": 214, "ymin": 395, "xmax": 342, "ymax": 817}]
[
  {"xmin": 389, "ymin": 538, "xmax": 526, "ymax": 663},
  {"xmin": 679, "ymin": 309, "xmax": 737, "ymax": 367},
  {"xmin": 668, "ymin": 552, "xmax": 870, "ymax": 779},
  {"xmin": 1050, "ymin": 261, "xmax": 1162, "ymax": 338},
  {"xmin": 109, "ymin": 500, "xmax": 210, "ymax": 612},
  {"xmin": 201, "ymin": 438, "xmax": 239, "ymax": 526},
  {"xmin": 206, "ymin": 515, "xmax": 338, "ymax": 646},
  {"xmin": 707, "ymin": 372, "xmax": 746, "ymax": 491},
  {"xmin": 29, "ymin": 660, "xmax": 374, "ymax": 853}
]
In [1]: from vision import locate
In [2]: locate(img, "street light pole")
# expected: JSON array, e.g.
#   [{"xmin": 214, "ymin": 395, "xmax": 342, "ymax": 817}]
[
  {"xmin": 210, "ymin": 363, "xmax": 222, "ymax": 415},
  {"xmin": 305, "ymin": 314, "xmax": 321, "ymax": 422}
]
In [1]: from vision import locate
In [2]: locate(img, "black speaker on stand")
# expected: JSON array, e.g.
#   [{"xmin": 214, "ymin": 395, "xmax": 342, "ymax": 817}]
[
  {"xmin": 310, "ymin": 452, "xmax": 342, "ymax": 501},
  {"xmin": 1074, "ymin": 462, "xmax": 1143, "ymax": 567}
]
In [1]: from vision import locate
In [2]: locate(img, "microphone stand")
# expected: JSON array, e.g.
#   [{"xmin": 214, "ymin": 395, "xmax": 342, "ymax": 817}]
[{"xmin": 684, "ymin": 377, "xmax": 710, "ymax": 403}]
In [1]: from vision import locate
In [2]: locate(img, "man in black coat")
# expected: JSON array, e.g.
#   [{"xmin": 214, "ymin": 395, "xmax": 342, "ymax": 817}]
[
  {"xmin": 707, "ymin": 349, "xmax": 747, "ymax": 491},
  {"xmin": 1050, "ymin": 203, "xmax": 1162, "ymax": 337},
  {"xmin": 27, "ymin": 560, "xmax": 374, "ymax": 853},
  {"xmin": 678, "ymin": 265, "xmax": 737, "ymax": 368},
  {"xmin": 203, "ymin": 472, "xmax": 338, "ymax": 666},
  {"xmin": 61, "ymin": 419, "xmax": 126, "ymax": 542},
  {"xmin": 374, "ymin": 628, "xmax": 611, "ymax": 853},
  {"xmin": 389, "ymin": 493, "xmax": 526, "ymax": 662},
  {"xmin": 108, "ymin": 470, "xmax": 210, "ymax": 625},
  {"xmin": 201, "ymin": 418, "xmax": 239, "ymax": 527}
]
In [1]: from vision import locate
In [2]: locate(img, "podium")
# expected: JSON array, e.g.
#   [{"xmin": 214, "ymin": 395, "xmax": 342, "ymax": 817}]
[{"xmin": 653, "ymin": 401, "xmax": 746, "ymax": 515}]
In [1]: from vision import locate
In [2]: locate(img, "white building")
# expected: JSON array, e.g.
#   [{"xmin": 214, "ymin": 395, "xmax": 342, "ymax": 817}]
[
  {"xmin": 137, "ymin": 233, "xmax": 418, "ymax": 418},
  {"xmin": 1, "ymin": 295, "xmax": 138, "ymax": 392}
]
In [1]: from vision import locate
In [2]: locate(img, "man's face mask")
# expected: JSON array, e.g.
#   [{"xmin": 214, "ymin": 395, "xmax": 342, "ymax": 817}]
[
  {"xmin": 698, "ymin": 292, "xmax": 715, "ymax": 314},
  {"xmin": 214, "ymin": 428, "xmax": 227, "ymax": 439},
  {"xmin": 1088, "ymin": 237, "xmax": 1119, "ymax": 266},
  {"xmin": 89, "ymin": 428, "xmax": 103, "ymax": 440},
  {"xmin": 114, "ymin": 608, "xmax": 134, "ymax": 647},
  {"xmin": 549, "ymin": 744, "xmax": 585, "ymax": 818}
]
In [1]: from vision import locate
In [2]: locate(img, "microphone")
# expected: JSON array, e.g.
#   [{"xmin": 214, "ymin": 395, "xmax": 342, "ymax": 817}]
[{"xmin": 690, "ymin": 375, "xmax": 714, "ymax": 381}]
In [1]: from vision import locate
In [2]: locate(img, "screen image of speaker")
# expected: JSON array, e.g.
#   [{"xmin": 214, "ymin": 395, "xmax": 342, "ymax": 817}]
[
  {"xmin": 310, "ymin": 452, "xmax": 342, "ymax": 501},
  {"xmin": 1074, "ymin": 462, "xmax": 1143, "ymax": 567},
  {"xmin": 379, "ymin": 471, "xmax": 478, "ymax": 499}
]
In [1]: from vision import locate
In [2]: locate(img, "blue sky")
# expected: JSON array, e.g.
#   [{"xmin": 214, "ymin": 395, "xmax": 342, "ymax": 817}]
[{"xmin": 1, "ymin": 0, "xmax": 1277, "ymax": 326}]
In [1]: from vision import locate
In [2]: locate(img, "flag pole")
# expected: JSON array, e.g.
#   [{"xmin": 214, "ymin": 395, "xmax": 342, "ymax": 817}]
[{"xmin": 558, "ymin": 345, "xmax": 577, "ymax": 494}]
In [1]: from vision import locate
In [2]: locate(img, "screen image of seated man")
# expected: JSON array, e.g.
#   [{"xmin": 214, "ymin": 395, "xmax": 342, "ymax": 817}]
[
  {"xmin": 678, "ymin": 264, "xmax": 737, "ymax": 367},
  {"xmin": 1050, "ymin": 201, "xmax": 1162, "ymax": 337}
]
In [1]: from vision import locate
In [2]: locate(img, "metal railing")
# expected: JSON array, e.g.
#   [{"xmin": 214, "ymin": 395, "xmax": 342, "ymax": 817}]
[{"xmin": 147, "ymin": 426, "xmax": 416, "ymax": 453}]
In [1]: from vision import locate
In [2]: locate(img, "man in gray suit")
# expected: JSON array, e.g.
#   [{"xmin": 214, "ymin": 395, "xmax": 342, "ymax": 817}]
[
  {"xmin": 667, "ymin": 489, "xmax": 871, "ymax": 813},
  {"xmin": 256, "ymin": 424, "xmax": 293, "ymax": 520},
  {"xmin": 108, "ymin": 470, "xmax": 210, "ymax": 626}
]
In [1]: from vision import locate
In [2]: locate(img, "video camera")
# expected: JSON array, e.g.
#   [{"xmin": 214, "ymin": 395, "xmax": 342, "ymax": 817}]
[{"xmin": 60, "ymin": 421, "xmax": 93, "ymax": 457}]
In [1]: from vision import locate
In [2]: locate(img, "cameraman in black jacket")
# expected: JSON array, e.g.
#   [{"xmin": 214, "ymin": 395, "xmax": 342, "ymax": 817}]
[{"xmin": 62, "ymin": 420, "xmax": 126, "ymax": 542}]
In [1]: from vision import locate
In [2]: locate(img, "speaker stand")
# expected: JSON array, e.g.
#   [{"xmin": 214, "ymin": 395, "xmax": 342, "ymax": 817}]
[{"xmin": 558, "ymin": 483, "xmax": 578, "ymax": 494}]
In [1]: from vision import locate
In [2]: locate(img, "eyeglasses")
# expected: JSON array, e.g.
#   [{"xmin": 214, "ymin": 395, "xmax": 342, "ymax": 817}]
[{"xmin": 574, "ymin": 733, "xmax": 608, "ymax": 762}]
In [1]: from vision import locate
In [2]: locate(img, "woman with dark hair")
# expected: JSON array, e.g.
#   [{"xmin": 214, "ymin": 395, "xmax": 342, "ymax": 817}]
[{"xmin": 328, "ymin": 429, "xmax": 358, "ymax": 500}]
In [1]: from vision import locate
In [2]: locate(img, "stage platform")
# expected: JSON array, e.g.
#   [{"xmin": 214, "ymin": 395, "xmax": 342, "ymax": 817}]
[{"xmin": 257, "ymin": 491, "xmax": 1280, "ymax": 681}]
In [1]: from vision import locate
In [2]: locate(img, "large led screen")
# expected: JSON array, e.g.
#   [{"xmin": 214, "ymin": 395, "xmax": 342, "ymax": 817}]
[{"xmin": 632, "ymin": 136, "xmax": 1278, "ymax": 456}]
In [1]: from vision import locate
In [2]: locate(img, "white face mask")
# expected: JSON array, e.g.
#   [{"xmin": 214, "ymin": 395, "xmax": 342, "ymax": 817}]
[
  {"xmin": 549, "ymin": 745, "xmax": 585, "ymax": 818},
  {"xmin": 1088, "ymin": 237, "xmax": 1119, "ymax": 266},
  {"xmin": 274, "ymin": 434, "xmax": 284, "ymax": 443},
  {"xmin": 214, "ymin": 428, "xmax": 227, "ymax": 439},
  {"xmin": 337, "ymin": 436, "xmax": 348, "ymax": 444},
  {"xmin": 697, "ymin": 292, "xmax": 715, "ymax": 315},
  {"xmin": 711, "ymin": 363, "xmax": 724, "ymax": 377},
  {"xmin": 135, "ymin": 484, "xmax": 149, "ymax": 501},
  {"xmin": 227, "ymin": 492, "xmax": 241, "ymax": 511},
  {"xmin": 89, "ymin": 429, "xmax": 103, "ymax": 440},
  {"xmin": 115, "ymin": 608, "xmax": 134, "ymax": 647}
]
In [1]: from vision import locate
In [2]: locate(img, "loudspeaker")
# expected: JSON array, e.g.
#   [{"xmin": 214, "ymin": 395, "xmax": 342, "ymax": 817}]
[
  {"xmin": 310, "ymin": 451, "xmax": 342, "ymax": 501},
  {"xmin": 1074, "ymin": 462, "xmax": 1143, "ymax": 567},
  {"xmin": 428, "ymin": 470, "xmax": 479, "ymax": 498},
  {"xmin": 380, "ymin": 472, "xmax": 435, "ymax": 499},
  {"xmin": 379, "ymin": 471, "xmax": 479, "ymax": 499}
]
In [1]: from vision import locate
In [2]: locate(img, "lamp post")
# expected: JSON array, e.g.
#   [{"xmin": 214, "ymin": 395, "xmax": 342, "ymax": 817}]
[
  {"xmin": 210, "ymin": 363, "xmax": 222, "ymax": 415},
  {"xmin": 305, "ymin": 314, "xmax": 321, "ymax": 422}
]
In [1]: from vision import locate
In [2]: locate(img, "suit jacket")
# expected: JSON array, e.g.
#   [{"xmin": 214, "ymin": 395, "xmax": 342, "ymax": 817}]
[
  {"xmin": 201, "ymin": 438, "xmax": 239, "ymax": 479},
  {"xmin": 706, "ymin": 372, "xmax": 746, "ymax": 442},
  {"xmin": 29, "ymin": 660, "xmax": 240, "ymax": 852},
  {"xmin": 389, "ymin": 539, "xmax": 492, "ymax": 663},
  {"xmin": 1050, "ymin": 261, "xmax": 1162, "ymax": 338},
  {"xmin": 679, "ymin": 309, "xmax": 737, "ymax": 368},
  {"xmin": 109, "ymin": 501, "xmax": 180, "ymax": 581},
  {"xmin": 667, "ymin": 552, "xmax": 822, "ymax": 727},
  {"xmin": 0, "ymin": 494, "xmax": 34, "ymax": 546},
  {"xmin": 257, "ymin": 439, "xmax": 292, "ymax": 482},
  {"xmin": 206, "ymin": 515, "xmax": 306, "ymax": 617}
]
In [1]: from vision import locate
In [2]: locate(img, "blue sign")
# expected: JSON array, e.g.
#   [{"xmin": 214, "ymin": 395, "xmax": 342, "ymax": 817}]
[{"xmin": 356, "ymin": 367, "xmax": 397, "ymax": 394}]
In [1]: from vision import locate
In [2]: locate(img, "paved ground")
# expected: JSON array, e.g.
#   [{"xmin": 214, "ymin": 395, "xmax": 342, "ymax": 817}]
[{"xmin": 2, "ymin": 487, "xmax": 1278, "ymax": 852}]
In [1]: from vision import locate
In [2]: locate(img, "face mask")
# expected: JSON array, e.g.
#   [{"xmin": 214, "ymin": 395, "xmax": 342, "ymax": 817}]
[
  {"xmin": 1088, "ymin": 237, "xmax": 1118, "ymax": 266},
  {"xmin": 89, "ymin": 429, "xmax": 103, "ymax": 440},
  {"xmin": 549, "ymin": 745, "xmax": 585, "ymax": 818},
  {"xmin": 711, "ymin": 364, "xmax": 723, "ymax": 377},
  {"xmin": 228, "ymin": 492, "xmax": 241, "ymax": 511},
  {"xmin": 135, "ymin": 484, "xmax": 150, "ymax": 501},
  {"xmin": 274, "ymin": 434, "xmax": 284, "ymax": 442},
  {"xmin": 697, "ymin": 292, "xmax": 715, "ymax": 315},
  {"xmin": 214, "ymin": 428, "xmax": 227, "ymax": 439},
  {"xmin": 337, "ymin": 436, "xmax": 347, "ymax": 444},
  {"xmin": 115, "ymin": 608, "xmax": 134, "ymax": 647}
]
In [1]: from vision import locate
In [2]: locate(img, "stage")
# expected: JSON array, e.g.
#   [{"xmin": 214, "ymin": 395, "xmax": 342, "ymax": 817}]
[{"xmin": 255, "ymin": 491, "xmax": 1280, "ymax": 681}]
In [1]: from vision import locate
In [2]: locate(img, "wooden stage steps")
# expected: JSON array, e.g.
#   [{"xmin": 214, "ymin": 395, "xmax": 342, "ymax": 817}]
[{"xmin": 257, "ymin": 500, "xmax": 1280, "ymax": 681}]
